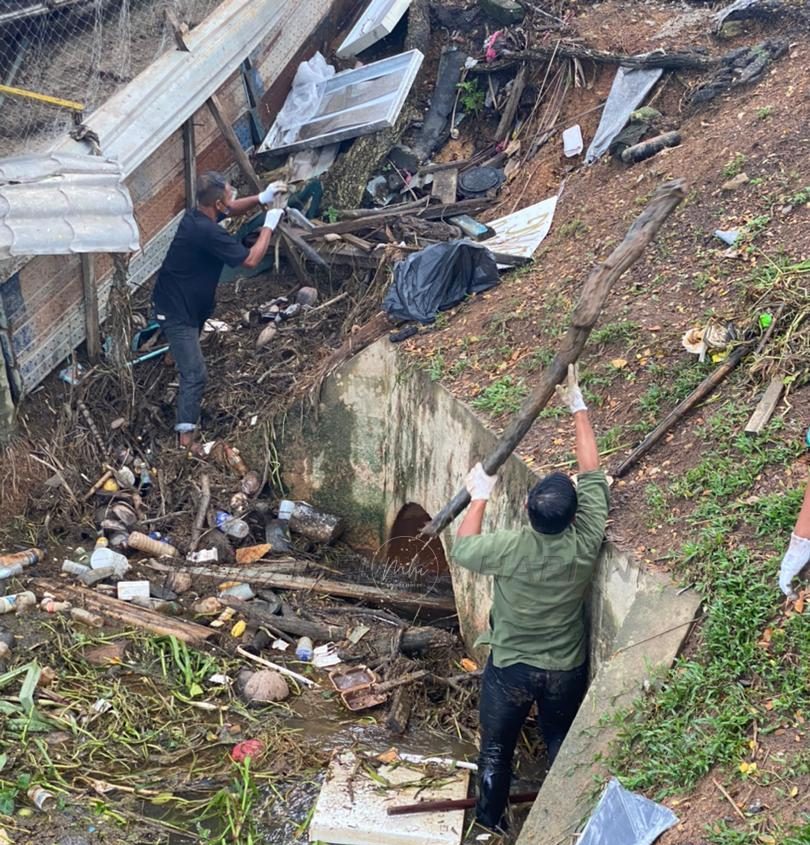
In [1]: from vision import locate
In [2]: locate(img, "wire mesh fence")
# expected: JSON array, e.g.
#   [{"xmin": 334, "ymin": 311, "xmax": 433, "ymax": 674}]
[{"xmin": 0, "ymin": 0, "xmax": 225, "ymax": 157}]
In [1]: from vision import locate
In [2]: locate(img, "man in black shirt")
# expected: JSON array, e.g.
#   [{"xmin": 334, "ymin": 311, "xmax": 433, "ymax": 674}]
[{"xmin": 153, "ymin": 171, "xmax": 285, "ymax": 448}]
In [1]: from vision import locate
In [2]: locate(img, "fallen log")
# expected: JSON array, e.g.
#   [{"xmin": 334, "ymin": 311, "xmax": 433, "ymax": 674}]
[
  {"xmin": 422, "ymin": 179, "xmax": 686, "ymax": 536},
  {"xmin": 621, "ymin": 131, "xmax": 682, "ymax": 164},
  {"xmin": 386, "ymin": 686, "xmax": 413, "ymax": 734},
  {"xmin": 31, "ymin": 578, "xmax": 216, "ymax": 644},
  {"xmin": 494, "ymin": 45, "xmax": 715, "ymax": 71},
  {"xmin": 142, "ymin": 561, "xmax": 456, "ymax": 613},
  {"xmin": 218, "ymin": 595, "xmax": 456, "ymax": 653},
  {"xmin": 613, "ymin": 340, "xmax": 754, "ymax": 477}
]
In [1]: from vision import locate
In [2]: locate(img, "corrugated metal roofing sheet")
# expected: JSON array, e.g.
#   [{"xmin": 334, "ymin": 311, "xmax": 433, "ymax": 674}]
[
  {"xmin": 0, "ymin": 153, "xmax": 139, "ymax": 258},
  {"xmin": 53, "ymin": 0, "xmax": 333, "ymax": 177}
]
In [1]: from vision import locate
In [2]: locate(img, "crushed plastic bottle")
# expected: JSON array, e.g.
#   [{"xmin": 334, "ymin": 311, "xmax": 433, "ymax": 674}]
[{"xmin": 89, "ymin": 537, "xmax": 130, "ymax": 576}]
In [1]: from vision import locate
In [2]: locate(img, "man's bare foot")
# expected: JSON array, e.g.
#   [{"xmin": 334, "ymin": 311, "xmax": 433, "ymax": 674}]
[{"xmin": 178, "ymin": 431, "xmax": 205, "ymax": 456}]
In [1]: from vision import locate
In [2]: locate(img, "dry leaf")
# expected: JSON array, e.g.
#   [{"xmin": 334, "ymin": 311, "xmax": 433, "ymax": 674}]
[
  {"xmin": 377, "ymin": 748, "xmax": 399, "ymax": 764},
  {"xmin": 610, "ymin": 358, "xmax": 628, "ymax": 369},
  {"xmin": 794, "ymin": 594, "xmax": 805, "ymax": 614}
]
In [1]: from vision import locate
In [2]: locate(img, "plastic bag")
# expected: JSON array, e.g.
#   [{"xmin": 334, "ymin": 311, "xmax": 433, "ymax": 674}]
[
  {"xmin": 585, "ymin": 67, "xmax": 662, "ymax": 163},
  {"xmin": 577, "ymin": 778, "xmax": 678, "ymax": 845},
  {"xmin": 272, "ymin": 52, "xmax": 335, "ymax": 147},
  {"xmin": 383, "ymin": 240, "xmax": 500, "ymax": 324}
]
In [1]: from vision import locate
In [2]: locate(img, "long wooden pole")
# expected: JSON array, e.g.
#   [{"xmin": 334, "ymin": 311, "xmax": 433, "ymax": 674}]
[
  {"xmin": 81, "ymin": 253, "xmax": 101, "ymax": 363},
  {"xmin": 421, "ymin": 179, "xmax": 686, "ymax": 537},
  {"xmin": 388, "ymin": 791, "xmax": 538, "ymax": 816}
]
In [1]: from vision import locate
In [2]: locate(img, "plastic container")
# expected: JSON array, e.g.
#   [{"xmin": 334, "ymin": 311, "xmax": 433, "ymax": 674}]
[
  {"xmin": 127, "ymin": 531, "xmax": 178, "ymax": 558},
  {"xmin": 40, "ymin": 597, "xmax": 71, "ymax": 613},
  {"xmin": 264, "ymin": 499, "xmax": 293, "ymax": 552},
  {"xmin": 219, "ymin": 583, "xmax": 255, "ymax": 601},
  {"xmin": 62, "ymin": 560, "xmax": 90, "ymax": 577},
  {"xmin": 90, "ymin": 537, "xmax": 129, "ymax": 576},
  {"xmin": 216, "ymin": 511, "xmax": 250, "ymax": 540},
  {"xmin": 0, "ymin": 591, "xmax": 37, "ymax": 614},
  {"xmin": 295, "ymin": 636, "xmax": 313, "ymax": 661}
]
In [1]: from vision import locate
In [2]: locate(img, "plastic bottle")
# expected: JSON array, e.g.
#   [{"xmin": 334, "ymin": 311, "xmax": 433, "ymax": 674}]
[
  {"xmin": 0, "ymin": 563, "xmax": 24, "ymax": 580},
  {"xmin": 70, "ymin": 607, "xmax": 103, "ymax": 628},
  {"xmin": 40, "ymin": 597, "xmax": 71, "ymax": 613},
  {"xmin": 216, "ymin": 511, "xmax": 250, "ymax": 540},
  {"xmin": 0, "ymin": 548, "xmax": 44, "ymax": 567},
  {"xmin": 90, "ymin": 537, "xmax": 129, "ymax": 576},
  {"xmin": 264, "ymin": 499, "xmax": 293, "ymax": 552},
  {"xmin": 295, "ymin": 636, "xmax": 313, "ymax": 661},
  {"xmin": 0, "ymin": 591, "xmax": 37, "ymax": 614},
  {"xmin": 219, "ymin": 583, "xmax": 255, "ymax": 601},
  {"xmin": 127, "ymin": 531, "xmax": 178, "ymax": 558},
  {"xmin": 62, "ymin": 560, "xmax": 90, "ymax": 577},
  {"xmin": 27, "ymin": 786, "xmax": 56, "ymax": 812}
]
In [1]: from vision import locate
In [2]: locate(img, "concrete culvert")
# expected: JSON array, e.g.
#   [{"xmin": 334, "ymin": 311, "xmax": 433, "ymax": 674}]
[{"xmin": 281, "ymin": 337, "xmax": 702, "ymax": 841}]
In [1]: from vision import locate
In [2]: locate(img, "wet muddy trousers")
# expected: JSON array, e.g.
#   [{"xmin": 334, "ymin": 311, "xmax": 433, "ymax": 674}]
[
  {"xmin": 158, "ymin": 317, "xmax": 207, "ymax": 432},
  {"xmin": 476, "ymin": 657, "xmax": 587, "ymax": 830}
]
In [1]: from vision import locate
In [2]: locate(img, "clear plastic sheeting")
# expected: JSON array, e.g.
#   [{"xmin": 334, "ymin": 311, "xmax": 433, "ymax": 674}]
[
  {"xmin": 269, "ymin": 52, "xmax": 336, "ymax": 149},
  {"xmin": 578, "ymin": 778, "xmax": 679, "ymax": 845},
  {"xmin": 585, "ymin": 66, "xmax": 662, "ymax": 163},
  {"xmin": 259, "ymin": 49, "xmax": 424, "ymax": 156},
  {"xmin": 383, "ymin": 240, "xmax": 500, "ymax": 324}
]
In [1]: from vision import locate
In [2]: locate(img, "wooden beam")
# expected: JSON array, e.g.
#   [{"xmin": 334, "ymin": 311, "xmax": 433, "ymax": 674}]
[
  {"xmin": 422, "ymin": 180, "xmax": 687, "ymax": 536},
  {"xmin": 81, "ymin": 253, "xmax": 101, "ymax": 363},
  {"xmin": 207, "ymin": 93, "xmax": 261, "ymax": 193},
  {"xmin": 494, "ymin": 64, "xmax": 527, "ymax": 143},
  {"xmin": 182, "ymin": 118, "xmax": 196, "ymax": 210},
  {"xmin": 431, "ymin": 168, "xmax": 458, "ymax": 205},
  {"xmin": 744, "ymin": 376, "xmax": 784, "ymax": 435}
]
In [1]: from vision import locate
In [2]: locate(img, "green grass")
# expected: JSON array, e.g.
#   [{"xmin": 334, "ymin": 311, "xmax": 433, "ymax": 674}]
[
  {"xmin": 644, "ymin": 483, "xmax": 668, "ymax": 526},
  {"xmin": 755, "ymin": 105, "xmax": 773, "ymax": 120},
  {"xmin": 722, "ymin": 153, "xmax": 747, "ymax": 180},
  {"xmin": 590, "ymin": 320, "xmax": 640, "ymax": 346},
  {"xmin": 426, "ymin": 352, "xmax": 445, "ymax": 382},
  {"xmin": 472, "ymin": 376, "xmax": 528, "ymax": 414},
  {"xmin": 558, "ymin": 218, "xmax": 589, "ymax": 239},
  {"xmin": 609, "ymin": 416, "xmax": 806, "ymax": 798},
  {"xmin": 457, "ymin": 79, "xmax": 485, "ymax": 115},
  {"xmin": 788, "ymin": 186, "xmax": 810, "ymax": 207}
]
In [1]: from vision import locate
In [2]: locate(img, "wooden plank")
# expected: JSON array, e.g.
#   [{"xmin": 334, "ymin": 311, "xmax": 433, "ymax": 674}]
[
  {"xmin": 207, "ymin": 93, "xmax": 262, "ymax": 193},
  {"xmin": 431, "ymin": 168, "xmax": 458, "ymax": 205},
  {"xmin": 744, "ymin": 376, "xmax": 784, "ymax": 435},
  {"xmin": 494, "ymin": 64, "xmax": 527, "ymax": 143},
  {"xmin": 80, "ymin": 253, "xmax": 100, "ymax": 363},
  {"xmin": 182, "ymin": 118, "xmax": 196, "ymax": 210}
]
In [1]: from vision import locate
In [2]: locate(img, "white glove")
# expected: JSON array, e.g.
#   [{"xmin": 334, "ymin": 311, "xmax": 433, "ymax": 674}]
[
  {"xmin": 779, "ymin": 533, "xmax": 810, "ymax": 597},
  {"xmin": 466, "ymin": 462, "xmax": 497, "ymax": 501},
  {"xmin": 263, "ymin": 208, "xmax": 284, "ymax": 230},
  {"xmin": 258, "ymin": 181, "xmax": 288, "ymax": 205},
  {"xmin": 555, "ymin": 364, "xmax": 587, "ymax": 414}
]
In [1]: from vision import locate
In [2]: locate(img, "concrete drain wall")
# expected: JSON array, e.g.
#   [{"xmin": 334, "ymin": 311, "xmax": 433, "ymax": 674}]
[{"xmin": 281, "ymin": 338, "xmax": 701, "ymax": 843}]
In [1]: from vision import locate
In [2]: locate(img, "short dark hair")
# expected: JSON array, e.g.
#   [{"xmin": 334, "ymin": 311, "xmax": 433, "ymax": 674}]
[
  {"xmin": 196, "ymin": 171, "xmax": 228, "ymax": 207},
  {"xmin": 527, "ymin": 472, "xmax": 577, "ymax": 534}
]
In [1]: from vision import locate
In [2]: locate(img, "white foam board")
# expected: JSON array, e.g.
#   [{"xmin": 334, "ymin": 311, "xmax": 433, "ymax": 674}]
[{"xmin": 309, "ymin": 751, "xmax": 469, "ymax": 845}]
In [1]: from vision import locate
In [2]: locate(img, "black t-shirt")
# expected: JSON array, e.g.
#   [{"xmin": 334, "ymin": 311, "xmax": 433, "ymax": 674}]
[{"xmin": 153, "ymin": 209, "xmax": 249, "ymax": 327}]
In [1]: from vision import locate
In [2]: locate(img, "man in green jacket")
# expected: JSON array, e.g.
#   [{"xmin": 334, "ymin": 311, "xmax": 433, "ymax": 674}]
[{"xmin": 452, "ymin": 365, "xmax": 610, "ymax": 832}]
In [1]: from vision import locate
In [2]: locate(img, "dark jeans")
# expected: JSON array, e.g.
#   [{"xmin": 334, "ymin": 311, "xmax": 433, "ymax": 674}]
[
  {"xmin": 157, "ymin": 316, "xmax": 206, "ymax": 431},
  {"xmin": 477, "ymin": 656, "xmax": 587, "ymax": 830}
]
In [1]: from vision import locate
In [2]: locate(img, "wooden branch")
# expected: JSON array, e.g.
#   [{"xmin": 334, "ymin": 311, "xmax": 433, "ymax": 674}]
[
  {"xmin": 207, "ymin": 93, "xmax": 262, "ymax": 193},
  {"xmin": 422, "ymin": 179, "xmax": 686, "ymax": 536},
  {"xmin": 744, "ymin": 376, "xmax": 784, "ymax": 435},
  {"xmin": 497, "ymin": 45, "xmax": 715, "ymax": 71},
  {"xmin": 495, "ymin": 64, "xmax": 527, "ymax": 143},
  {"xmin": 614, "ymin": 341, "xmax": 753, "ymax": 477},
  {"xmin": 219, "ymin": 594, "xmax": 456, "ymax": 654},
  {"xmin": 81, "ymin": 254, "xmax": 100, "ymax": 363},
  {"xmin": 188, "ymin": 473, "xmax": 210, "ymax": 553},
  {"xmin": 388, "ymin": 791, "xmax": 538, "ymax": 816},
  {"xmin": 32, "ymin": 579, "xmax": 215, "ymax": 644},
  {"xmin": 143, "ymin": 561, "xmax": 456, "ymax": 613}
]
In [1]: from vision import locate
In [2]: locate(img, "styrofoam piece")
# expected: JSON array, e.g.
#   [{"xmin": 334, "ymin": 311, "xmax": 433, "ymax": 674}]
[
  {"xmin": 309, "ymin": 751, "xmax": 469, "ymax": 845},
  {"xmin": 482, "ymin": 195, "xmax": 558, "ymax": 262},
  {"xmin": 562, "ymin": 124, "xmax": 583, "ymax": 157},
  {"xmin": 116, "ymin": 580, "xmax": 150, "ymax": 602},
  {"xmin": 336, "ymin": 0, "xmax": 413, "ymax": 58}
]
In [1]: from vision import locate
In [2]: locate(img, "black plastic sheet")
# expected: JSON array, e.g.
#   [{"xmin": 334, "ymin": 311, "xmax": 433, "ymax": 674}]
[{"xmin": 383, "ymin": 240, "xmax": 500, "ymax": 324}]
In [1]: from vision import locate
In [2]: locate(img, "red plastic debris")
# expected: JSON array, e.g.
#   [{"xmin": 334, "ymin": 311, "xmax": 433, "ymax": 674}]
[{"xmin": 231, "ymin": 739, "xmax": 265, "ymax": 763}]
